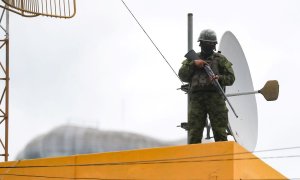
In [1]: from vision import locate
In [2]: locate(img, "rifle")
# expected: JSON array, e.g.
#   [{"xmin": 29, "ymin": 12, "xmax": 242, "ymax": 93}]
[{"xmin": 184, "ymin": 50, "xmax": 238, "ymax": 118}]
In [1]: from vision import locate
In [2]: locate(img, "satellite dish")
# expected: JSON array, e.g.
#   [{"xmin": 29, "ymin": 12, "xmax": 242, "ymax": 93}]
[{"xmin": 219, "ymin": 31, "xmax": 258, "ymax": 151}]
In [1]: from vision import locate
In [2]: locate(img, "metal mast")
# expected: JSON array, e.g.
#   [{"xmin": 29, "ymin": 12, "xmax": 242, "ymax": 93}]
[{"xmin": 186, "ymin": 13, "xmax": 193, "ymax": 143}]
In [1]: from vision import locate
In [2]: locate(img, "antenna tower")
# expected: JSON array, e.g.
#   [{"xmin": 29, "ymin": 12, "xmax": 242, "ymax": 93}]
[{"xmin": 0, "ymin": 0, "xmax": 76, "ymax": 161}]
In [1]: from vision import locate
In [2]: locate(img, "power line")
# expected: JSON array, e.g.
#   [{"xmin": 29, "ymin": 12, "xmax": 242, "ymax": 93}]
[
  {"xmin": 253, "ymin": 146, "xmax": 300, "ymax": 154},
  {"xmin": 1, "ymin": 173, "xmax": 297, "ymax": 180},
  {"xmin": 120, "ymin": 0, "xmax": 183, "ymax": 84},
  {"xmin": 1, "ymin": 145, "xmax": 300, "ymax": 169},
  {"xmin": 0, "ymin": 145, "xmax": 299, "ymax": 170},
  {"xmin": 0, "ymin": 154, "xmax": 300, "ymax": 169},
  {"xmin": 1, "ymin": 146, "xmax": 300, "ymax": 179},
  {"xmin": 0, "ymin": 173, "xmax": 136, "ymax": 180},
  {"xmin": 241, "ymin": 179, "xmax": 300, "ymax": 180}
]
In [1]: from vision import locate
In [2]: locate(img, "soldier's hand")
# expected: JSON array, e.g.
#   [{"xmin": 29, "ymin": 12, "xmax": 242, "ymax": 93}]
[
  {"xmin": 194, "ymin": 59, "xmax": 207, "ymax": 68},
  {"xmin": 209, "ymin": 75, "xmax": 219, "ymax": 81}
]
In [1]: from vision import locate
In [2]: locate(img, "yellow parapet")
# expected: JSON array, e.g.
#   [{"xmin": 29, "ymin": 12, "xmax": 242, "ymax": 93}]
[{"xmin": 0, "ymin": 141, "xmax": 287, "ymax": 179}]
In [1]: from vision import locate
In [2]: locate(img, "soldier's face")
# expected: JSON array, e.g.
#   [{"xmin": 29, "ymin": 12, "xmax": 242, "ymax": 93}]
[{"xmin": 200, "ymin": 41, "xmax": 216, "ymax": 54}]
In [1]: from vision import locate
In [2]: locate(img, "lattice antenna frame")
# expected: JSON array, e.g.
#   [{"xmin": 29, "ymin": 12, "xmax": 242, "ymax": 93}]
[
  {"xmin": 0, "ymin": 0, "xmax": 76, "ymax": 162},
  {"xmin": 0, "ymin": 5, "xmax": 9, "ymax": 162},
  {"xmin": 1, "ymin": 0, "xmax": 76, "ymax": 18}
]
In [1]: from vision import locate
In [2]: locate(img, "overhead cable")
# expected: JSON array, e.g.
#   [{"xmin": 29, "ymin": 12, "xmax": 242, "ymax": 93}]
[
  {"xmin": 120, "ymin": 0, "xmax": 183, "ymax": 84},
  {"xmin": 0, "ymin": 154, "xmax": 300, "ymax": 169},
  {"xmin": 0, "ymin": 173, "xmax": 299, "ymax": 180}
]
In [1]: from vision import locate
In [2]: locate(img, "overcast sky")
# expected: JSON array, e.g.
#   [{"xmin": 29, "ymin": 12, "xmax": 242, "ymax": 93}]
[{"xmin": 2, "ymin": 0, "xmax": 300, "ymax": 178}]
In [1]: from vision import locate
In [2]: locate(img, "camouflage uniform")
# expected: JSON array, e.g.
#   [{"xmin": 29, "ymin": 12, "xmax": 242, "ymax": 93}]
[{"xmin": 179, "ymin": 51, "xmax": 235, "ymax": 144}]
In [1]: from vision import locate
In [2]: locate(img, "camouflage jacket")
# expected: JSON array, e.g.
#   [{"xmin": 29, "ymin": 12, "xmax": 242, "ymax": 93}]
[{"xmin": 178, "ymin": 52, "xmax": 235, "ymax": 92}]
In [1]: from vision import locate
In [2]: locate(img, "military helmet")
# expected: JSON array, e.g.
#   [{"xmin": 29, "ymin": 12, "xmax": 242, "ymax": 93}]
[{"xmin": 197, "ymin": 29, "xmax": 218, "ymax": 44}]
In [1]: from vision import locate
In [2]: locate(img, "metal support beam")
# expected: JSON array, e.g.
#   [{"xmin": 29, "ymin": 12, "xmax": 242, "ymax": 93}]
[{"xmin": 0, "ymin": 4, "xmax": 9, "ymax": 161}]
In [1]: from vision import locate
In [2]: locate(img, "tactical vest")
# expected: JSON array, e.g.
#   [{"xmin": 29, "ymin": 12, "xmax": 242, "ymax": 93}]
[{"xmin": 190, "ymin": 54, "xmax": 220, "ymax": 92}]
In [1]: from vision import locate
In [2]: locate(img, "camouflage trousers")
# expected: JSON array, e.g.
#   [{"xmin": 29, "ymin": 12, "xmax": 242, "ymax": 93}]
[{"xmin": 188, "ymin": 92, "xmax": 228, "ymax": 144}]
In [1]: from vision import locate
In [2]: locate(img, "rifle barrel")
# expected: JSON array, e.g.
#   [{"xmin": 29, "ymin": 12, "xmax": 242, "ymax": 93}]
[{"xmin": 204, "ymin": 65, "xmax": 238, "ymax": 118}]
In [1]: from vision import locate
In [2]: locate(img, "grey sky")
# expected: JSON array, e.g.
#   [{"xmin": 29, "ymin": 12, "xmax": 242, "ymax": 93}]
[{"xmin": 5, "ymin": 0, "xmax": 300, "ymax": 178}]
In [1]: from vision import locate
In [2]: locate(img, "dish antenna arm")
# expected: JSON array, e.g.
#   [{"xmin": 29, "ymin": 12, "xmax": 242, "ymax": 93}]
[{"xmin": 226, "ymin": 80, "xmax": 279, "ymax": 101}]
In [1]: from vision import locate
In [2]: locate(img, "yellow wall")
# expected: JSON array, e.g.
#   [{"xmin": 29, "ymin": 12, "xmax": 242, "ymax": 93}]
[{"xmin": 0, "ymin": 142, "xmax": 287, "ymax": 179}]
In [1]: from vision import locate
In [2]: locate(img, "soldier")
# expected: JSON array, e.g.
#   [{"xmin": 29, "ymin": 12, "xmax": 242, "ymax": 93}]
[{"xmin": 179, "ymin": 29, "xmax": 235, "ymax": 144}]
